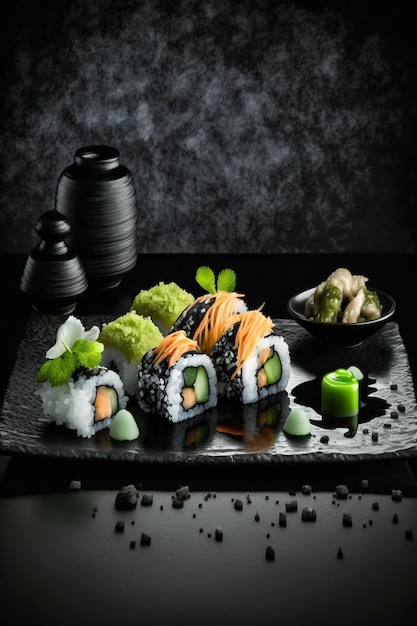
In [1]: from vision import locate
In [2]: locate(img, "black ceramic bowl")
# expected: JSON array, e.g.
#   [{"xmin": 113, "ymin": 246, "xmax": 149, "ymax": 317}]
[{"xmin": 286, "ymin": 287, "xmax": 396, "ymax": 348}]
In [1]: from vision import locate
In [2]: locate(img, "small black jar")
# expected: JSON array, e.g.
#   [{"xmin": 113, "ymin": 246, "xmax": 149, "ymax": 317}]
[
  {"xmin": 20, "ymin": 211, "xmax": 88, "ymax": 315},
  {"xmin": 55, "ymin": 145, "xmax": 138, "ymax": 290}
]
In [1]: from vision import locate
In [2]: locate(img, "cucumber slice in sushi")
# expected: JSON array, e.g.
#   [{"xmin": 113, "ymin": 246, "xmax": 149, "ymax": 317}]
[
  {"xmin": 194, "ymin": 366, "xmax": 209, "ymax": 404},
  {"xmin": 183, "ymin": 366, "xmax": 198, "ymax": 387},
  {"xmin": 263, "ymin": 352, "xmax": 282, "ymax": 385}
]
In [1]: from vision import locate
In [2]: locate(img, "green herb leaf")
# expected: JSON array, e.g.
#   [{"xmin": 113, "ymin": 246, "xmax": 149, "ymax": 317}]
[
  {"xmin": 72, "ymin": 339, "xmax": 104, "ymax": 369},
  {"xmin": 217, "ymin": 268, "xmax": 236, "ymax": 293},
  {"xmin": 195, "ymin": 266, "xmax": 216, "ymax": 294},
  {"xmin": 36, "ymin": 351, "xmax": 77, "ymax": 387}
]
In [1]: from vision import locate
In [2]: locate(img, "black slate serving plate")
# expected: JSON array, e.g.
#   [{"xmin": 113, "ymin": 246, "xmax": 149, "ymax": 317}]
[{"xmin": 0, "ymin": 315, "xmax": 416, "ymax": 463}]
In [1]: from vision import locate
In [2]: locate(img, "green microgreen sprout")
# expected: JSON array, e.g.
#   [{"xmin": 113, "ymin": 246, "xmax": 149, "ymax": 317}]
[{"xmin": 195, "ymin": 266, "xmax": 236, "ymax": 294}]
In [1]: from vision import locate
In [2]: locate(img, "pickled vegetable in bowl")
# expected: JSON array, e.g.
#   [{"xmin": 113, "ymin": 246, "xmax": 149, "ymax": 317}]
[
  {"xmin": 287, "ymin": 268, "xmax": 396, "ymax": 348},
  {"xmin": 305, "ymin": 268, "xmax": 381, "ymax": 324}
]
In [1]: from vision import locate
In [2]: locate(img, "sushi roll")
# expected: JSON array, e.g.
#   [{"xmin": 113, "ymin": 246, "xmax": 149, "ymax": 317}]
[
  {"xmin": 36, "ymin": 366, "xmax": 128, "ymax": 438},
  {"xmin": 99, "ymin": 310, "xmax": 163, "ymax": 395},
  {"xmin": 137, "ymin": 330, "xmax": 217, "ymax": 423},
  {"xmin": 211, "ymin": 310, "xmax": 290, "ymax": 404},
  {"xmin": 35, "ymin": 315, "xmax": 128, "ymax": 438},
  {"xmin": 172, "ymin": 290, "xmax": 248, "ymax": 354},
  {"xmin": 131, "ymin": 281, "xmax": 195, "ymax": 335}
]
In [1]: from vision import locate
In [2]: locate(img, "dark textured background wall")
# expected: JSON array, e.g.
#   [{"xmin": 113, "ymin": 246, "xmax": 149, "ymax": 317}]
[{"xmin": 1, "ymin": 0, "xmax": 416, "ymax": 254}]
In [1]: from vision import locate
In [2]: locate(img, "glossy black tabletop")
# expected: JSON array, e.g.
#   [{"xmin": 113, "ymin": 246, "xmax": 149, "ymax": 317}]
[{"xmin": 1, "ymin": 253, "xmax": 417, "ymax": 626}]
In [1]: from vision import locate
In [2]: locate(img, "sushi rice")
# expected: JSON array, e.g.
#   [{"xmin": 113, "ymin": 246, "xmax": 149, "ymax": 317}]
[
  {"xmin": 101, "ymin": 344, "xmax": 140, "ymax": 396},
  {"xmin": 137, "ymin": 351, "xmax": 217, "ymax": 423},
  {"xmin": 35, "ymin": 366, "xmax": 128, "ymax": 438},
  {"xmin": 211, "ymin": 329, "xmax": 290, "ymax": 405}
]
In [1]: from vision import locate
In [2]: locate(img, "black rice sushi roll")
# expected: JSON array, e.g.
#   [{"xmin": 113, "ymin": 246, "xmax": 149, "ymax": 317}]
[
  {"xmin": 211, "ymin": 310, "xmax": 290, "ymax": 404},
  {"xmin": 137, "ymin": 330, "xmax": 217, "ymax": 422},
  {"xmin": 171, "ymin": 291, "xmax": 247, "ymax": 354}
]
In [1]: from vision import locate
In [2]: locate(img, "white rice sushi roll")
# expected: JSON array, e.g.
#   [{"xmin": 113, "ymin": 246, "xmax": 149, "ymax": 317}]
[
  {"xmin": 36, "ymin": 366, "xmax": 128, "ymax": 438},
  {"xmin": 211, "ymin": 310, "xmax": 290, "ymax": 404},
  {"xmin": 137, "ymin": 330, "xmax": 217, "ymax": 423}
]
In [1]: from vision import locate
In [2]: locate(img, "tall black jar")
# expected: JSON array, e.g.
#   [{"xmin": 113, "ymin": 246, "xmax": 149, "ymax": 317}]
[{"xmin": 55, "ymin": 145, "xmax": 138, "ymax": 290}]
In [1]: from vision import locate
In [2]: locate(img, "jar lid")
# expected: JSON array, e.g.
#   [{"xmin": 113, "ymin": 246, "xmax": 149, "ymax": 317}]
[{"xmin": 75, "ymin": 145, "xmax": 120, "ymax": 170}]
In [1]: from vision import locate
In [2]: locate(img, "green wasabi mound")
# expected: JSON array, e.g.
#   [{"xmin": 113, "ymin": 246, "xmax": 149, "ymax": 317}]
[
  {"xmin": 131, "ymin": 281, "xmax": 194, "ymax": 334},
  {"xmin": 110, "ymin": 409, "xmax": 140, "ymax": 441},
  {"xmin": 99, "ymin": 311, "xmax": 163, "ymax": 363},
  {"xmin": 283, "ymin": 408, "xmax": 311, "ymax": 437}
]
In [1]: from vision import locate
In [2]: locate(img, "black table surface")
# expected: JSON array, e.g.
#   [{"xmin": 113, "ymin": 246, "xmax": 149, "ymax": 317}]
[{"xmin": 1, "ymin": 253, "xmax": 417, "ymax": 626}]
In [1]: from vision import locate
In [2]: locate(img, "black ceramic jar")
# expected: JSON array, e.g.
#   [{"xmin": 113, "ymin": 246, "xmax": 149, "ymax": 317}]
[
  {"xmin": 55, "ymin": 145, "xmax": 138, "ymax": 290},
  {"xmin": 20, "ymin": 211, "xmax": 88, "ymax": 315}
]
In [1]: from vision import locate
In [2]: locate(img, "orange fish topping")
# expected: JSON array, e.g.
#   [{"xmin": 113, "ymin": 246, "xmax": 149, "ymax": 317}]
[
  {"xmin": 231, "ymin": 310, "xmax": 275, "ymax": 379},
  {"xmin": 189, "ymin": 291, "xmax": 246, "ymax": 353},
  {"xmin": 152, "ymin": 330, "xmax": 200, "ymax": 368}
]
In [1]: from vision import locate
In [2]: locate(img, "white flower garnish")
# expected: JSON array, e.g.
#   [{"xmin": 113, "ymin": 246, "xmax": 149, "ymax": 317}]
[{"xmin": 45, "ymin": 315, "xmax": 100, "ymax": 359}]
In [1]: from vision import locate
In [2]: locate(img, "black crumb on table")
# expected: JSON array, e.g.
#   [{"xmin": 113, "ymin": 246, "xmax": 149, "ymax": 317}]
[
  {"xmin": 234, "ymin": 499, "xmax": 243, "ymax": 511},
  {"xmin": 265, "ymin": 546, "xmax": 275, "ymax": 561},
  {"xmin": 175, "ymin": 486, "xmax": 190, "ymax": 501},
  {"xmin": 285, "ymin": 500, "xmax": 298, "ymax": 512},
  {"xmin": 141, "ymin": 494, "xmax": 153, "ymax": 507},
  {"xmin": 215, "ymin": 527, "xmax": 223, "ymax": 542},
  {"xmin": 391, "ymin": 489, "xmax": 402, "ymax": 502},
  {"xmin": 343, "ymin": 513, "xmax": 353, "ymax": 528},
  {"xmin": 301, "ymin": 507, "xmax": 317, "ymax": 522},
  {"xmin": 115, "ymin": 484, "xmax": 139, "ymax": 510},
  {"xmin": 141, "ymin": 532, "xmax": 151, "ymax": 546},
  {"xmin": 335, "ymin": 485, "xmax": 349, "ymax": 500},
  {"xmin": 115, "ymin": 520, "xmax": 125, "ymax": 533}
]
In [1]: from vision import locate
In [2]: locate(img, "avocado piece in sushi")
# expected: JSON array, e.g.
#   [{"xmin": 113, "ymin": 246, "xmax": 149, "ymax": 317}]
[
  {"xmin": 131, "ymin": 281, "xmax": 194, "ymax": 335},
  {"xmin": 100, "ymin": 311, "xmax": 164, "ymax": 395}
]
